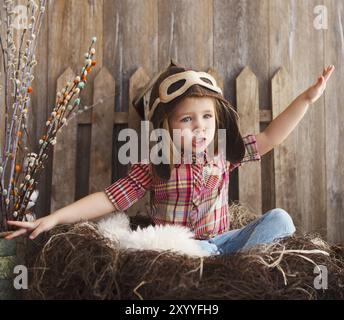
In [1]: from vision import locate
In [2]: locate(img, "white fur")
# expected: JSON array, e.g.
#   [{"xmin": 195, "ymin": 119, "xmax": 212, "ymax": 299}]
[{"xmin": 96, "ymin": 212, "xmax": 211, "ymax": 257}]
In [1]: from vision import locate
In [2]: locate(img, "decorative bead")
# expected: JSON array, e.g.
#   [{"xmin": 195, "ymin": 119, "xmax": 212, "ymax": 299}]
[
  {"xmin": 27, "ymin": 86, "xmax": 33, "ymax": 93},
  {"xmin": 77, "ymin": 81, "xmax": 85, "ymax": 89}
]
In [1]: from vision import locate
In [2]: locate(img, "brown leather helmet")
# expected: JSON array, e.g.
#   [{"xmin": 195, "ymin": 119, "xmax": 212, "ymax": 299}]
[{"xmin": 132, "ymin": 59, "xmax": 245, "ymax": 180}]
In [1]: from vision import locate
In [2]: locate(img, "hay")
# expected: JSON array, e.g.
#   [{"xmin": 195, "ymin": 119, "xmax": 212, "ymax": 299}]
[{"xmin": 25, "ymin": 205, "xmax": 344, "ymax": 300}]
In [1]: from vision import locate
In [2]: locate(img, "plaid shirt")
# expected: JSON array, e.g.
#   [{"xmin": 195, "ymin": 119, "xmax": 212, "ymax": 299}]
[{"xmin": 104, "ymin": 134, "xmax": 261, "ymax": 239}]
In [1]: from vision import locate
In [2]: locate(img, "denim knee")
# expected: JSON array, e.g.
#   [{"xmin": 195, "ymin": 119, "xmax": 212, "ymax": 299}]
[
  {"xmin": 265, "ymin": 208, "xmax": 296, "ymax": 235},
  {"xmin": 197, "ymin": 239, "xmax": 221, "ymax": 256}
]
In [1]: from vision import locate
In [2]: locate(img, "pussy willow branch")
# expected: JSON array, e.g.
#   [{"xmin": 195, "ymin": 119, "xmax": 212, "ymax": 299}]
[
  {"xmin": 0, "ymin": 0, "xmax": 46, "ymax": 219},
  {"xmin": 6, "ymin": 2, "xmax": 45, "ymax": 193},
  {"xmin": 14, "ymin": 41, "xmax": 97, "ymax": 221}
]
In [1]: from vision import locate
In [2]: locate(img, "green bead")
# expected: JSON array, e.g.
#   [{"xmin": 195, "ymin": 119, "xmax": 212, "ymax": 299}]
[
  {"xmin": 74, "ymin": 98, "xmax": 80, "ymax": 106},
  {"xmin": 77, "ymin": 82, "xmax": 85, "ymax": 89}
]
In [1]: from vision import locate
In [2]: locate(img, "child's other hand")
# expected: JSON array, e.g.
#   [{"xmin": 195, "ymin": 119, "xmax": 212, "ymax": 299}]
[
  {"xmin": 5, "ymin": 215, "xmax": 59, "ymax": 240},
  {"xmin": 304, "ymin": 65, "xmax": 335, "ymax": 104}
]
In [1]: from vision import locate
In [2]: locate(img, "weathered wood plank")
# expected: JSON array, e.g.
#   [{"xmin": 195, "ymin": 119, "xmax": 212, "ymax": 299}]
[
  {"xmin": 89, "ymin": 67, "xmax": 115, "ymax": 193},
  {"xmin": 51, "ymin": 67, "xmax": 77, "ymax": 212},
  {"xmin": 126, "ymin": 67, "xmax": 151, "ymax": 216},
  {"xmin": 236, "ymin": 66, "xmax": 262, "ymax": 215},
  {"xmin": 48, "ymin": 0, "xmax": 103, "ymax": 203},
  {"xmin": 271, "ymin": 67, "xmax": 299, "ymax": 226},
  {"xmin": 269, "ymin": 0, "xmax": 326, "ymax": 237},
  {"xmin": 325, "ymin": 0, "xmax": 344, "ymax": 244},
  {"xmin": 213, "ymin": 0, "xmax": 271, "ymax": 207},
  {"xmin": 103, "ymin": 0, "xmax": 157, "ymax": 217},
  {"xmin": 158, "ymin": 0, "xmax": 213, "ymax": 70}
]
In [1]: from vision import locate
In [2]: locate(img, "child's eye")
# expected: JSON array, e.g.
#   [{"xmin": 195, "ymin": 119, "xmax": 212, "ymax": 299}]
[
  {"xmin": 180, "ymin": 116, "xmax": 192, "ymax": 123},
  {"xmin": 204, "ymin": 114, "xmax": 213, "ymax": 119}
]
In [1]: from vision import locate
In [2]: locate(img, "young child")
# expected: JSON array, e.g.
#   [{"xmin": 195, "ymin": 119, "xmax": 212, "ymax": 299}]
[{"xmin": 6, "ymin": 61, "xmax": 334, "ymax": 256}]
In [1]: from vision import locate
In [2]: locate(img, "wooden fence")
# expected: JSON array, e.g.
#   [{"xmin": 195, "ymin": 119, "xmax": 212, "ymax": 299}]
[
  {"xmin": 1, "ymin": 0, "xmax": 342, "ymax": 245},
  {"xmin": 49, "ymin": 64, "xmax": 332, "ymax": 243}
]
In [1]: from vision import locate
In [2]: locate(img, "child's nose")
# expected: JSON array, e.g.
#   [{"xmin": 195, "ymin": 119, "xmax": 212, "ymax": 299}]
[
  {"xmin": 193, "ymin": 126, "xmax": 205, "ymax": 135},
  {"xmin": 193, "ymin": 117, "xmax": 206, "ymax": 131}
]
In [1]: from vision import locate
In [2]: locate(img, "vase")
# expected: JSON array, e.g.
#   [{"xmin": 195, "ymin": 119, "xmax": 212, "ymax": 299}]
[{"xmin": 0, "ymin": 237, "xmax": 26, "ymax": 300}]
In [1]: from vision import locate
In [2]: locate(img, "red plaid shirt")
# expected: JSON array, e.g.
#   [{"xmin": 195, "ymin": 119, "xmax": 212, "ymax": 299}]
[{"xmin": 104, "ymin": 134, "xmax": 261, "ymax": 239}]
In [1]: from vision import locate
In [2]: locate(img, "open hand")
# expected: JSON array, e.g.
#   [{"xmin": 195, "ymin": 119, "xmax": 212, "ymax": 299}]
[
  {"xmin": 5, "ymin": 215, "xmax": 58, "ymax": 240},
  {"xmin": 304, "ymin": 65, "xmax": 335, "ymax": 104}
]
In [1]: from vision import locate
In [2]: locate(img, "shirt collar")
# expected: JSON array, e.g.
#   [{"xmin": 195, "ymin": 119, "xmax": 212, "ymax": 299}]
[{"xmin": 175, "ymin": 149, "xmax": 219, "ymax": 167}]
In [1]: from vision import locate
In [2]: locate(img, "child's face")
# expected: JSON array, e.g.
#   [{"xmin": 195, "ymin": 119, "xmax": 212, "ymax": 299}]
[{"xmin": 168, "ymin": 96, "xmax": 216, "ymax": 154}]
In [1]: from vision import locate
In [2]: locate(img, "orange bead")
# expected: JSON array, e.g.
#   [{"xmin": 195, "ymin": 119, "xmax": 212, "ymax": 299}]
[
  {"xmin": 15, "ymin": 164, "xmax": 21, "ymax": 172},
  {"xmin": 86, "ymin": 67, "xmax": 91, "ymax": 73},
  {"xmin": 27, "ymin": 87, "xmax": 33, "ymax": 93},
  {"xmin": 91, "ymin": 61, "xmax": 96, "ymax": 66},
  {"xmin": 17, "ymin": 131, "xmax": 22, "ymax": 137},
  {"xmin": 81, "ymin": 75, "xmax": 87, "ymax": 82}
]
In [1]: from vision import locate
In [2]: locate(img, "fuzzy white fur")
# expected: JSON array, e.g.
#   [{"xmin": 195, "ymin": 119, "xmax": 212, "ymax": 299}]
[{"xmin": 96, "ymin": 212, "xmax": 211, "ymax": 257}]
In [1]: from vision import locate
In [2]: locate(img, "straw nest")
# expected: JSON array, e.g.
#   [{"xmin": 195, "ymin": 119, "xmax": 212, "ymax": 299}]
[{"xmin": 25, "ymin": 203, "xmax": 344, "ymax": 300}]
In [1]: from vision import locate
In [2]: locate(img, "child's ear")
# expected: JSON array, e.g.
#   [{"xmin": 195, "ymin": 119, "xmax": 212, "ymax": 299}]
[{"xmin": 217, "ymin": 101, "xmax": 245, "ymax": 164}]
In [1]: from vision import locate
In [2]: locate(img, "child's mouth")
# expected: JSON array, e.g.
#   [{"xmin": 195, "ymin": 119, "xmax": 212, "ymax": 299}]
[{"xmin": 192, "ymin": 137, "xmax": 206, "ymax": 147}]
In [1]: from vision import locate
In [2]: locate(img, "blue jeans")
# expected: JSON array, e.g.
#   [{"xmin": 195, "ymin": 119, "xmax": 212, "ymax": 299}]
[{"xmin": 197, "ymin": 208, "xmax": 296, "ymax": 255}]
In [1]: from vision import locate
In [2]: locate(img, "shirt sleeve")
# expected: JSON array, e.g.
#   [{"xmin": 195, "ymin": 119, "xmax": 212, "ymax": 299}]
[
  {"xmin": 228, "ymin": 134, "xmax": 261, "ymax": 172},
  {"xmin": 104, "ymin": 161, "xmax": 152, "ymax": 211}
]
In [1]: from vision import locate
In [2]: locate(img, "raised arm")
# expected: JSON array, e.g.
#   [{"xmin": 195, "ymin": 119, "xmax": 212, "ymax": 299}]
[{"xmin": 255, "ymin": 65, "xmax": 334, "ymax": 157}]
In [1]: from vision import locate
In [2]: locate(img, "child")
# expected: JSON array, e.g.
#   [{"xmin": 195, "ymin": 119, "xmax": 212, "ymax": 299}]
[{"xmin": 6, "ymin": 61, "xmax": 335, "ymax": 256}]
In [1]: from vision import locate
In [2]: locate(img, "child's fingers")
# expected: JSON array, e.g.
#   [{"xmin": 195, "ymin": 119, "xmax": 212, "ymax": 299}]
[
  {"xmin": 4, "ymin": 228, "xmax": 28, "ymax": 240},
  {"xmin": 323, "ymin": 65, "xmax": 334, "ymax": 81},
  {"xmin": 29, "ymin": 226, "xmax": 44, "ymax": 240},
  {"xmin": 7, "ymin": 220, "xmax": 37, "ymax": 229}
]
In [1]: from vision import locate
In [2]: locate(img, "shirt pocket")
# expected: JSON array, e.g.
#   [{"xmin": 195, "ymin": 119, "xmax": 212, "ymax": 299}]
[{"xmin": 203, "ymin": 164, "xmax": 226, "ymax": 190}]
